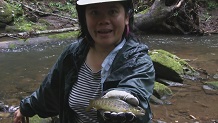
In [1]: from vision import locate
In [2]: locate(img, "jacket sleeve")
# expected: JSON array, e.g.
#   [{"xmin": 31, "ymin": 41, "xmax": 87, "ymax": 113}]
[
  {"xmin": 19, "ymin": 44, "xmax": 73, "ymax": 118},
  {"xmin": 105, "ymin": 44, "xmax": 155, "ymax": 100},
  {"xmin": 103, "ymin": 43, "xmax": 155, "ymax": 122},
  {"xmin": 112, "ymin": 50, "xmax": 155, "ymax": 104}
]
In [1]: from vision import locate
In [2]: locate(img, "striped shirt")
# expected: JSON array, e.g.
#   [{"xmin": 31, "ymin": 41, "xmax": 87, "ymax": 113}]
[{"xmin": 68, "ymin": 62, "xmax": 101, "ymax": 123}]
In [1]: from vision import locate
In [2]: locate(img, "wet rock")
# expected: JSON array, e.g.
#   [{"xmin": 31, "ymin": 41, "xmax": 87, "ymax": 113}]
[
  {"xmin": 0, "ymin": 101, "xmax": 7, "ymax": 112},
  {"xmin": 213, "ymin": 73, "xmax": 218, "ymax": 80},
  {"xmin": 204, "ymin": 81, "xmax": 218, "ymax": 90},
  {"xmin": 203, "ymin": 85, "xmax": 216, "ymax": 94},
  {"xmin": 150, "ymin": 80, "xmax": 175, "ymax": 105},
  {"xmin": 151, "ymin": 82, "xmax": 173, "ymax": 105},
  {"xmin": 0, "ymin": 101, "xmax": 19, "ymax": 119},
  {"xmin": 150, "ymin": 95, "xmax": 172, "ymax": 105},
  {"xmin": 0, "ymin": 100, "xmax": 19, "ymax": 112},
  {"xmin": 211, "ymin": 119, "xmax": 218, "ymax": 123},
  {"xmin": 156, "ymin": 78, "xmax": 184, "ymax": 87},
  {"xmin": 153, "ymin": 82, "xmax": 173, "ymax": 99},
  {"xmin": 0, "ymin": 0, "xmax": 13, "ymax": 27},
  {"xmin": 203, "ymin": 81, "xmax": 218, "ymax": 95},
  {"xmin": 150, "ymin": 95, "xmax": 164, "ymax": 105},
  {"xmin": 149, "ymin": 49, "xmax": 199, "ymax": 83}
]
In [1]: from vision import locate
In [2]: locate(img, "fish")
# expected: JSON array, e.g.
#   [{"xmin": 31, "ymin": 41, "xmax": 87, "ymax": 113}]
[{"xmin": 86, "ymin": 98, "xmax": 145, "ymax": 116}]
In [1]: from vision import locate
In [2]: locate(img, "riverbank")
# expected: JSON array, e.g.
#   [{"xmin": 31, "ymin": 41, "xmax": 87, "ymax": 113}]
[
  {"xmin": 0, "ymin": 30, "xmax": 78, "ymax": 49},
  {"xmin": 0, "ymin": 36, "xmax": 51, "ymax": 49}
]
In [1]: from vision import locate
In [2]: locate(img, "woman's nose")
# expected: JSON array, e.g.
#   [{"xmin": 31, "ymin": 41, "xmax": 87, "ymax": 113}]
[{"xmin": 98, "ymin": 14, "xmax": 110, "ymax": 25}]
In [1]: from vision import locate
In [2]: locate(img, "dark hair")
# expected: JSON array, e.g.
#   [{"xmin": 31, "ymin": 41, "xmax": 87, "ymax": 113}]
[{"xmin": 76, "ymin": 0, "xmax": 134, "ymax": 46}]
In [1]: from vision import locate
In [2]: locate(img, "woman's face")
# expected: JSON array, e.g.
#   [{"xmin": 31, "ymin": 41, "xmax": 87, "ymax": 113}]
[{"xmin": 85, "ymin": 2, "xmax": 129, "ymax": 48}]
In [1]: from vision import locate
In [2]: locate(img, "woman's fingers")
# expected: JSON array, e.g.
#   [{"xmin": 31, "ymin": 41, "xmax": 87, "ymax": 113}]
[{"xmin": 13, "ymin": 109, "xmax": 23, "ymax": 123}]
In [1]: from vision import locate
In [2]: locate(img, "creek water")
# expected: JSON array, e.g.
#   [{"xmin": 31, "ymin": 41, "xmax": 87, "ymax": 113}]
[
  {"xmin": 0, "ymin": 34, "xmax": 217, "ymax": 122},
  {"xmin": 0, "ymin": 34, "xmax": 217, "ymax": 101}
]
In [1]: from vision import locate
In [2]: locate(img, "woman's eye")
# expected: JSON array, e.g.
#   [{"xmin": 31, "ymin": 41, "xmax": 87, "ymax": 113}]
[
  {"xmin": 110, "ymin": 10, "xmax": 118, "ymax": 15},
  {"xmin": 90, "ymin": 11, "xmax": 98, "ymax": 15}
]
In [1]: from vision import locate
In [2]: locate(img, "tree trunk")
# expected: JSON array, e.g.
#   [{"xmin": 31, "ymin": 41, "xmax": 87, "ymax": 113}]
[{"xmin": 134, "ymin": 0, "xmax": 204, "ymax": 35}]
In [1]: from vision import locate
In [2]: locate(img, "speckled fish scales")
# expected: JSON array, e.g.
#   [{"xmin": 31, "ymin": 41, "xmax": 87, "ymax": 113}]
[{"xmin": 86, "ymin": 98, "xmax": 145, "ymax": 116}]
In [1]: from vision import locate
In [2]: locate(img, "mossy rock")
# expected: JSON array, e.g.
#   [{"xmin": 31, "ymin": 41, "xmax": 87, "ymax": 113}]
[
  {"xmin": 0, "ymin": 0, "xmax": 13, "ymax": 24},
  {"xmin": 29, "ymin": 115, "xmax": 59, "ymax": 123},
  {"xmin": 149, "ymin": 49, "xmax": 198, "ymax": 82},
  {"xmin": 204, "ymin": 81, "xmax": 218, "ymax": 90},
  {"xmin": 153, "ymin": 81, "xmax": 173, "ymax": 99}
]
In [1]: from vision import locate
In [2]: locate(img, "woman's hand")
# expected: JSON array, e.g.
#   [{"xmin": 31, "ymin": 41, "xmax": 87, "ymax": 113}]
[
  {"xmin": 100, "ymin": 110, "xmax": 136, "ymax": 123},
  {"xmin": 13, "ymin": 109, "xmax": 23, "ymax": 123},
  {"xmin": 100, "ymin": 90, "xmax": 139, "ymax": 123},
  {"xmin": 102, "ymin": 90, "xmax": 139, "ymax": 106}
]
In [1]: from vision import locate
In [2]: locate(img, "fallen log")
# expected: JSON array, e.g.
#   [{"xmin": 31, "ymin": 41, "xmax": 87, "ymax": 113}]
[
  {"xmin": 133, "ymin": 0, "xmax": 206, "ymax": 35},
  {"xmin": 134, "ymin": 0, "xmax": 184, "ymax": 31},
  {"xmin": 0, "ymin": 27, "xmax": 79, "ymax": 39}
]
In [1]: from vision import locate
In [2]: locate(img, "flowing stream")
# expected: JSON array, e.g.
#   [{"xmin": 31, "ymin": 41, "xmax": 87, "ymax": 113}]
[{"xmin": 0, "ymin": 34, "xmax": 217, "ymax": 117}]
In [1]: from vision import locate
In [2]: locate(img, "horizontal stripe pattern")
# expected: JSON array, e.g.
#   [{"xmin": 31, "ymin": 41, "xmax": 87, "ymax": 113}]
[{"xmin": 69, "ymin": 62, "xmax": 101, "ymax": 123}]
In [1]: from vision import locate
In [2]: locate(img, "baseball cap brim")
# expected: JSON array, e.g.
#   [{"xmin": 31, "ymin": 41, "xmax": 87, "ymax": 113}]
[{"xmin": 77, "ymin": 0, "xmax": 126, "ymax": 5}]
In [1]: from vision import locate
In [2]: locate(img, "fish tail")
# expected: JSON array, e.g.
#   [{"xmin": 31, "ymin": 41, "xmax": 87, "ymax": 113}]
[
  {"xmin": 85, "ymin": 99, "xmax": 94, "ymax": 111},
  {"xmin": 85, "ymin": 105, "xmax": 91, "ymax": 111}
]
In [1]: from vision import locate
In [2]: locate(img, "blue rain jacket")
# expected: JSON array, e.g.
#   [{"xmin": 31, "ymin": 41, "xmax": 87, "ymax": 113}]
[{"xmin": 20, "ymin": 37, "xmax": 155, "ymax": 123}]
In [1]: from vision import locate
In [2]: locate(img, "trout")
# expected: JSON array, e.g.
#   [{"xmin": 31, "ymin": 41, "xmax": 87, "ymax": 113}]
[{"xmin": 86, "ymin": 98, "xmax": 145, "ymax": 116}]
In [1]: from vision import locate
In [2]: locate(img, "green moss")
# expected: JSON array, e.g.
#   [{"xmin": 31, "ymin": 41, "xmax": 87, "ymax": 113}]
[
  {"xmin": 149, "ymin": 49, "xmax": 199, "ymax": 76},
  {"xmin": 9, "ymin": 1, "xmax": 23, "ymax": 17},
  {"xmin": 13, "ymin": 16, "xmax": 47, "ymax": 32},
  {"xmin": 8, "ymin": 43, "xmax": 16, "ymax": 49},
  {"xmin": 29, "ymin": 115, "xmax": 52, "ymax": 123},
  {"xmin": 29, "ymin": 115, "xmax": 41, "ymax": 123},
  {"xmin": 14, "ymin": 18, "xmax": 33, "ymax": 31},
  {"xmin": 179, "ymin": 58, "xmax": 198, "ymax": 76},
  {"xmin": 154, "ymin": 82, "xmax": 173, "ymax": 97},
  {"xmin": 0, "ymin": 1, "xmax": 13, "ymax": 23},
  {"xmin": 149, "ymin": 49, "xmax": 184, "ymax": 74},
  {"xmin": 207, "ymin": 1, "xmax": 218, "ymax": 10},
  {"xmin": 204, "ymin": 81, "xmax": 218, "ymax": 90},
  {"xmin": 48, "ymin": 31, "xmax": 79, "ymax": 40}
]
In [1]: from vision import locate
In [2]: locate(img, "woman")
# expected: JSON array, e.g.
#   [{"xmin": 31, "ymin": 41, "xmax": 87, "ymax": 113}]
[{"xmin": 14, "ymin": 0, "xmax": 155, "ymax": 123}]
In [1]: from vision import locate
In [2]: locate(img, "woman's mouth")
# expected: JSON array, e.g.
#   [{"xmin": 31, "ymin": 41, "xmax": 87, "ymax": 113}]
[{"xmin": 97, "ymin": 29, "xmax": 112, "ymax": 34}]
